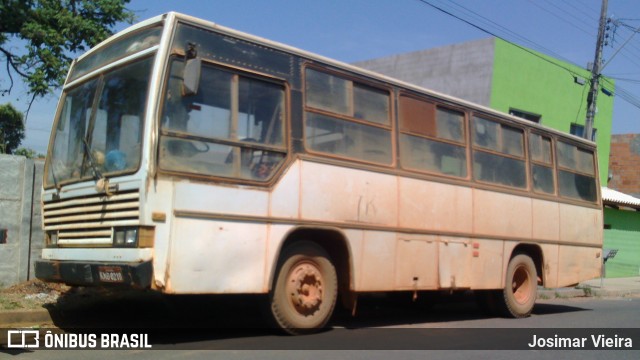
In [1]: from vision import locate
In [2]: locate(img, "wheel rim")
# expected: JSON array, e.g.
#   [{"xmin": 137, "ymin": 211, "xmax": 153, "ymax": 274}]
[
  {"xmin": 511, "ymin": 264, "xmax": 532, "ymax": 304},
  {"xmin": 286, "ymin": 261, "xmax": 324, "ymax": 316}
]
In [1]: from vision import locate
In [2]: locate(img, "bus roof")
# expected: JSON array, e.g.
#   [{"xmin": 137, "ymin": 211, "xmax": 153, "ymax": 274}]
[{"xmin": 85, "ymin": 11, "xmax": 598, "ymax": 149}]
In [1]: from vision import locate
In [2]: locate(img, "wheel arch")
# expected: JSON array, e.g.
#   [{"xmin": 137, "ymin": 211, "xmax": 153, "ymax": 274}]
[
  {"xmin": 268, "ymin": 226, "xmax": 354, "ymax": 298},
  {"xmin": 509, "ymin": 243, "xmax": 544, "ymax": 287}
]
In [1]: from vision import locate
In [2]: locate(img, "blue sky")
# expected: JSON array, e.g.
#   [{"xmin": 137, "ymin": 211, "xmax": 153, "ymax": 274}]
[{"xmin": 4, "ymin": 0, "xmax": 640, "ymax": 154}]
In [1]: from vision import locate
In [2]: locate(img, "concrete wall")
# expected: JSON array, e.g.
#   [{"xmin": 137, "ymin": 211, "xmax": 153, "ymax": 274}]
[
  {"xmin": 353, "ymin": 38, "xmax": 495, "ymax": 106},
  {"xmin": 0, "ymin": 154, "xmax": 44, "ymax": 288}
]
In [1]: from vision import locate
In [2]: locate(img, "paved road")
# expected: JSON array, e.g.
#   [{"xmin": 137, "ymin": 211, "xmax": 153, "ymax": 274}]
[{"xmin": 2, "ymin": 293, "xmax": 639, "ymax": 359}]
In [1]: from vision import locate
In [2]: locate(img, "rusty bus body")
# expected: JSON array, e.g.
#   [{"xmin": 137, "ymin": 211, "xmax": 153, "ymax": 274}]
[{"xmin": 35, "ymin": 13, "xmax": 603, "ymax": 333}]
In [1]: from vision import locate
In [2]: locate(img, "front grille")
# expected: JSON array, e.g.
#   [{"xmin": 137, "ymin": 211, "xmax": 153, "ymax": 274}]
[{"xmin": 43, "ymin": 190, "xmax": 140, "ymax": 246}]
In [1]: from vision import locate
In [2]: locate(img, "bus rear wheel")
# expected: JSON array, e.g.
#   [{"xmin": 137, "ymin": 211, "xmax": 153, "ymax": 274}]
[
  {"xmin": 498, "ymin": 253, "xmax": 537, "ymax": 318},
  {"xmin": 268, "ymin": 241, "xmax": 338, "ymax": 335}
]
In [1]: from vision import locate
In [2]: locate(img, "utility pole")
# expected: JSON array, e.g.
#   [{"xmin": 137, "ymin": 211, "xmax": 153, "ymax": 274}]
[{"xmin": 585, "ymin": 0, "xmax": 608, "ymax": 141}]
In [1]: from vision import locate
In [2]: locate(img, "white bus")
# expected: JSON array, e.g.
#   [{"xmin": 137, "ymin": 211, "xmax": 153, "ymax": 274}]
[{"xmin": 36, "ymin": 12, "xmax": 603, "ymax": 334}]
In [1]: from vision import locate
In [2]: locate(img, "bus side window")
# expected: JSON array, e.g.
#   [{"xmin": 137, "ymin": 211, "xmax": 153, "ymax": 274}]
[
  {"xmin": 472, "ymin": 116, "xmax": 526, "ymax": 189},
  {"xmin": 557, "ymin": 141, "xmax": 597, "ymax": 202},
  {"xmin": 304, "ymin": 68, "xmax": 392, "ymax": 165},
  {"xmin": 529, "ymin": 133, "xmax": 555, "ymax": 195},
  {"xmin": 398, "ymin": 96, "xmax": 467, "ymax": 178}
]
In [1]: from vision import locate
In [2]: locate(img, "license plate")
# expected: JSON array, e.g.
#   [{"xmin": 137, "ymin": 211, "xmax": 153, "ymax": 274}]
[{"xmin": 98, "ymin": 266, "xmax": 124, "ymax": 283}]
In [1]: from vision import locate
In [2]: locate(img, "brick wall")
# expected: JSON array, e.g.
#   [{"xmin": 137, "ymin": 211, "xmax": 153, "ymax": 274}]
[{"xmin": 608, "ymin": 134, "xmax": 640, "ymax": 198}]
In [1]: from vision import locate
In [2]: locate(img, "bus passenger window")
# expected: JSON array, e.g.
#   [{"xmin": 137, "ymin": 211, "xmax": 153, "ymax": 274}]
[
  {"xmin": 472, "ymin": 117, "xmax": 526, "ymax": 189},
  {"xmin": 305, "ymin": 68, "xmax": 350, "ymax": 116},
  {"xmin": 532, "ymin": 165, "xmax": 554, "ymax": 194},
  {"xmin": 529, "ymin": 133, "xmax": 555, "ymax": 195},
  {"xmin": 557, "ymin": 141, "xmax": 597, "ymax": 202},
  {"xmin": 398, "ymin": 96, "xmax": 467, "ymax": 178},
  {"xmin": 353, "ymin": 84, "xmax": 390, "ymax": 125},
  {"xmin": 304, "ymin": 68, "xmax": 392, "ymax": 165},
  {"xmin": 305, "ymin": 112, "xmax": 392, "ymax": 164}
]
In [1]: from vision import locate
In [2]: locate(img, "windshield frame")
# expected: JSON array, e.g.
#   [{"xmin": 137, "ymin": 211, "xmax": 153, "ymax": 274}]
[{"xmin": 44, "ymin": 52, "xmax": 157, "ymax": 190}]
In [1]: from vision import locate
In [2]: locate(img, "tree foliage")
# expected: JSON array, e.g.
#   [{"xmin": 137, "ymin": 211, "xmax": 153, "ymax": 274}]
[
  {"xmin": 0, "ymin": 103, "xmax": 24, "ymax": 154},
  {"xmin": 0, "ymin": 0, "xmax": 135, "ymax": 99},
  {"xmin": 14, "ymin": 146, "xmax": 44, "ymax": 158}
]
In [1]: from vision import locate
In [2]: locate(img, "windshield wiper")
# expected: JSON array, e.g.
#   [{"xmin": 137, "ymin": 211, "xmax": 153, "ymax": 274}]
[{"xmin": 81, "ymin": 137, "xmax": 103, "ymax": 181}]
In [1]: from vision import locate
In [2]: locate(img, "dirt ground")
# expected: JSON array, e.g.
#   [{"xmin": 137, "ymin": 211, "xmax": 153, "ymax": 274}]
[
  {"xmin": 0, "ymin": 280, "xmax": 67, "ymax": 311},
  {"xmin": 0, "ymin": 279, "xmax": 125, "ymax": 313}
]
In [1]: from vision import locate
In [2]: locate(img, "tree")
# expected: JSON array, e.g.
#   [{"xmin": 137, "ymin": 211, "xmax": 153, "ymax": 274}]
[
  {"xmin": 0, "ymin": 0, "xmax": 135, "ymax": 101},
  {"xmin": 14, "ymin": 146, "xmax": 44, "ymax": 158},
  {"xmin": 0, "ymin": 103, "xmax": 24, "ymax": 154}
]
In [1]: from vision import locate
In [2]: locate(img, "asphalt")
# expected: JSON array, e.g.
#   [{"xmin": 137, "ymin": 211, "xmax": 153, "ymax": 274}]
[{"xmin": 2, "ymin": 277, "xmax": 640, "ymax": 328}]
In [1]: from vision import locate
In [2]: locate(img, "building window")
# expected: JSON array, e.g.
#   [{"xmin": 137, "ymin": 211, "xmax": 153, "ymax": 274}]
[
  {"xmin": 509, "ymin": 108, "xmax": 541, "ymax": 123},
  {"xmin": 570, "ymin": 123, "xmax": 597, "ymax": 141}
]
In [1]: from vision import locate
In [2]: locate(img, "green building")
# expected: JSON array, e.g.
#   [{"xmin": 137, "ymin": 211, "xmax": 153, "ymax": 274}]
[
  {"xmin": 602, "ymin": 188, "xmax": 640, "ymax": 278},
  {"xmin": 354, "ymin": 37, "xmax": 615, "ymax": 183}
]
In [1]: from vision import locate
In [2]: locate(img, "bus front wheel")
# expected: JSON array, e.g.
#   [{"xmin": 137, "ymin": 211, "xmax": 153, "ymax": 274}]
[
  {"xmin": 499, "ymin": 253, "xmax": 537, "ymax": 318},
  {"xmin": 268, "ymin": 241, "xmax": 338, "ymax": 335}
]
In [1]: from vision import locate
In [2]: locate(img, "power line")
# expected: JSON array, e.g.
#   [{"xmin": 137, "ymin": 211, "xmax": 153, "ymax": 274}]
[
  {"xmin": 602, "ymin": 24, "xmax": 640, "ymax": 71},
  {"xmin": 413, "ymin": 0, "xmax": 640, "ymax": 112},
  {"xmin": 413, "ymin": 0, "xmax": 582, "ymax": 78},
  {"xmin": 609, "ymin": 19, "xmax": 640, "ymax": 56},
  {"xmin": 609, "ymin": 77, "xmax": 640, "ymax": 84},
  {"xmin": 608, "ymin": 38, "xmax": 640, "ymax": 70},
  {"xmin": 562, "ymin": 0, "xmax": 600, "ymax": 23},
  {"xmin": 534, "ymin": 0, "xmax": 597, "ymax": 37},
  {"xmin": 602, "ymin": 78, "xmax": 640, "ymax": 108},
  {"xmin": 431, "ymin": 0, "xmax": 577, "ymax": 66}
]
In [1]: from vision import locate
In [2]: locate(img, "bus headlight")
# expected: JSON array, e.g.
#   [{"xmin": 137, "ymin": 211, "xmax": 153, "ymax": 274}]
[
  {"xmin": 112, "ymin": 227, "xmax": 154, "ymax": 248},
  {"xmin": 113, "ymin": 227, "xmax": 138, "ymax": 247}
]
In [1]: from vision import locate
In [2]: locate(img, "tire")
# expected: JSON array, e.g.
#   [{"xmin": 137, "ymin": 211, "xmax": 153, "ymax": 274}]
[
  {"xmin": 267, "ymin": 241, "xmax": 338, "ymax": 335},
  {"xmin": 497, "ymin": 253, "xmax": 537, "ymax": 318}
]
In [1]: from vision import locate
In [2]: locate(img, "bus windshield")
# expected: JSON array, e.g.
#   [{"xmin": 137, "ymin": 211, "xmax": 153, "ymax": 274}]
[{"xmin": 45, "ymin": 56, "xmax": 154, "ymax": 188}]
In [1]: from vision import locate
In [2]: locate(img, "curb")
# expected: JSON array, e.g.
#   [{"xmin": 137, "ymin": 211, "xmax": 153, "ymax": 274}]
[
  {"xmin": 537, "ymin": 287, "xmax": 640, "ymax": 299},
  {"xmin": 0, "ymin": 308, "xmax": 54, "ymax": 327}
]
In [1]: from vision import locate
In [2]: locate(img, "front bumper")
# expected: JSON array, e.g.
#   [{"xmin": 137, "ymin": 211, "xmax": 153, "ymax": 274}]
[{"xmin": 35, "ymin": 259, "xmax": 152, "ymax": 288}]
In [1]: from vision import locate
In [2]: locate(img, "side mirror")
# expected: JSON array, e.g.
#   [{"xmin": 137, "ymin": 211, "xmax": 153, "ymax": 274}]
[{"xmin": 182, "ymin": 58, "xmax": 201, "ymax": 96}]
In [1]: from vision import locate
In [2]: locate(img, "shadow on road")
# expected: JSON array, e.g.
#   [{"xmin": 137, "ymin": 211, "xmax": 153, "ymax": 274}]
[{"xmin": 43, "ymin": 288, "xmax": 590, "ymax": 347}]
